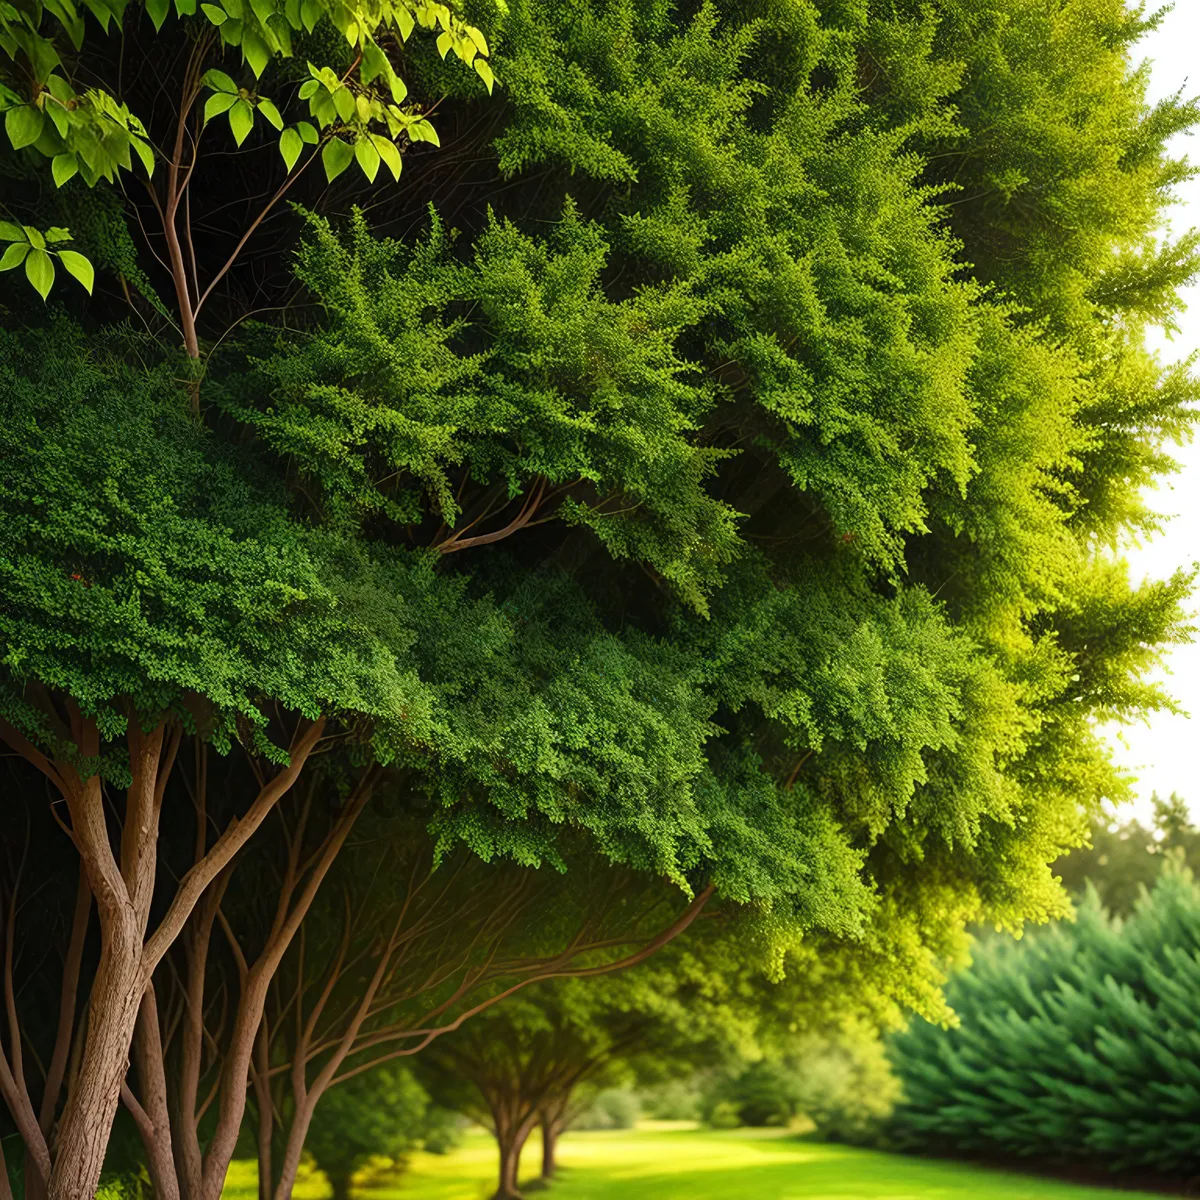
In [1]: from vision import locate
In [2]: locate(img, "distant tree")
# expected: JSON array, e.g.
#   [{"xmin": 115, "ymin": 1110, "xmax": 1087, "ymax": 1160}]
[
  {"xmin": 304, "ymin": 1065, "xmax": 430, "ymax": 1200},
  {"xmin": 1055, "ymin": 793, "xmax": 1198, "ymax": 915}
]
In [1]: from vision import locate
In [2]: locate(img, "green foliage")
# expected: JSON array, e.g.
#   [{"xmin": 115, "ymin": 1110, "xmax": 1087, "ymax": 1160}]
[
  {"xmin": 885, "ymin": 868, "xmax": 1200, "ymax": 1177},
  {"xmin": 0, "ymin": 0, "xmax": 494, "ymax": 216},
  {"xmin": 1055, "ymin": 793, "xmax": 1199, "ymax": 917},
  {"xmin": 305, "ymin": 1064, "xmax": 435, "ymax": 1198},
  {"xmin": 571, "ymin": 1089, "xmax": 640, "ymax": 1131}
]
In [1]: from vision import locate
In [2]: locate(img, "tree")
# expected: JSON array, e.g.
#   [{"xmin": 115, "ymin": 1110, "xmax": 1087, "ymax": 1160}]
[
  {"xmin": 2, "ymin": 0, "xmax": 1197, "ymax": 1197},
  {"xmin": 1055, "ymin": 793, "xmax": 1199, "ymax": 916},
  {"xmin": 884, "ymin": 866, "xmax": 1200, "ymax": 1179},
  {"xmin": 304, "ymin": 1064, "xmax": 431, "ymax": 1200}
]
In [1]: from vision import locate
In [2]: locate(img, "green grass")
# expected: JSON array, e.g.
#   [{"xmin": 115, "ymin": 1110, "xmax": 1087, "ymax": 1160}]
[{"xmin": 226, "ymin": 1127, "xmax": 1167, "ymax": 1200}]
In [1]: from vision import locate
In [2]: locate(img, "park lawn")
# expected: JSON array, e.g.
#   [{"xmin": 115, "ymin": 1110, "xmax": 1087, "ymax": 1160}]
[{"xmin": 225, "ymin": 1127, "xmax": 1169, "ymax": 1200}]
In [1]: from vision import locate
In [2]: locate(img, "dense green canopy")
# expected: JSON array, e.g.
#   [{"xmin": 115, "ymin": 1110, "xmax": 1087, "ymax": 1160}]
[{"xmin": 1, "ymin": 0, "xmax": 1197, "ymax": 1194}]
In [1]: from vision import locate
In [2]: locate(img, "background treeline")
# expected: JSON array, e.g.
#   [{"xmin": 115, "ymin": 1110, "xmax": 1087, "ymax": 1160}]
[{"xmin": 1, "ymin": 0, "xmax": 1198, "ymax": 1196}]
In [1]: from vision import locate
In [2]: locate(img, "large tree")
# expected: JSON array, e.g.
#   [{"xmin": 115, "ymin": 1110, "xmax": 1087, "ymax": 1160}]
[{"xmin": 1, "ymin": 0, "xmax": 1196, "ymax": 1197}]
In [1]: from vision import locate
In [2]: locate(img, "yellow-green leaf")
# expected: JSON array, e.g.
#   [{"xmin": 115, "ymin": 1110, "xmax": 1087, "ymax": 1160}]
[
  {"xmin": 435, "ymin": 29, "xmax": 451, "ymax": 58},
  {"xmin": 371, "ymin": 133, "xmax": 401, "ymax": 180},
  {"xmin": 0, "ymin": 242, "xmax": 29, "ymax": 271},
  {"xmin": 52, "ymin": 152, "xmax": 79, "ymax": 186},
  {"xmin": 229, "ymin": 98, "xmax": 255, "ymax": 145},
  {"xmin": 258, "ymin": 97, "xmax": 284, "ymax": 130},
  {"xmin": 57, "ymin": 249, "xmax": 94, "ymax": 294},
  {"xmin": 321, "ymin": 136, "xmax": 353, "ymax": 180},
  {"xmin": 0, "ymin": 221, "xmax": 25, "ymax": 242},
  {"xmin": 279, "ymin": 125, "xmax": 303, "ymax": 170},
  {"xmin": 205, "ymin": 91, "xmax": 238, "ymax": 122},
  {"xmin": 25, "ymin": 247, "xmax": 54, "ymax": 300},
  {"xmin": 474, "ymin": 56, "xmax": 494, "ymax": 93},
  {"xmin": 354, "ymin": 135, "xmax": 379, "ymax": 182}
]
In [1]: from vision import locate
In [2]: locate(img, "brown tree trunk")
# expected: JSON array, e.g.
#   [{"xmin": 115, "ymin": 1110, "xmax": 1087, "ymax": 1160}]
[
  {"xmin": 539, "ymin": 1117, "xmax": 560, "ymax": 1182},
  {"xmin": 47, "ymin": 909, "xmax": 144, "ymax": 1200},
  {"xmin": 492, "ymin": 1112, "xmax": 536, "ymax": 1200}
]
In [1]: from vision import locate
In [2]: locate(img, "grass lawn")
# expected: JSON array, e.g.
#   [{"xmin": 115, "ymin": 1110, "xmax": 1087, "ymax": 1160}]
[{"xmin": 225, "ymin": 1127, "xmax": 1168, "ymax": 1200}]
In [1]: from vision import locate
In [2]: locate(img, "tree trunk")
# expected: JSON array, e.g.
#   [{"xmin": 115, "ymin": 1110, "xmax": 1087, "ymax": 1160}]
[
  {"xmin": 539, "ymin": 1118, "xmax": 560, "ymax": 1182},
  {"xmin": 492, "ymin": 1116, "xmax": 536, "ymax": 1200},
  {"xmin": 325, "ymin": 1168, "xmax": 353, "ymax": 1200},
  {"xmin": 47, "ymin": 905, "xmax": 145, "ymax": 1200}
]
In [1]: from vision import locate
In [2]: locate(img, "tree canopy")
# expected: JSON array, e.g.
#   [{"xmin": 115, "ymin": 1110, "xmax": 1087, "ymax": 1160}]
[{"xmin": 1, "ymin": 0, "xmax": 1197, "ymax": 1197}]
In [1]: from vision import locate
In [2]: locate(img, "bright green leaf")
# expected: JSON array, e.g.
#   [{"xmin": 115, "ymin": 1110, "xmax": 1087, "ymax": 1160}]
[
  {"xmin": 354, "ymin": 135, "xmax": 380, "ymax": 182},
  {"xmin": 145, "ymin": 0, "xmax": 170, "ymax": 31},
  {"xmin": 474, "ymin": 57, "xmax": 494, "ymax": 94},
  {"xmin": 279, "ymin": 125, "xmax": 303, "ymax": 170},
  {"xmin": 229, "ymin": 98, "xmax": 255, "ymax": 145},
  {"xmin": 0, "ymin": 221, "xmax": 26, "ymax": 242},
  {"xmin": 24, "ymin": 247, "xmax": 54, "ymax": 300},
  {"xmin": 57, "ymin": 249, "xmax": 94, "ymax": 294},
  {"xmin": 204, "ymin": 68, "xmax": 239, "ymax": 93},
  {"xmin": 200, "ymin": 2, "xmax": 227, "ymax": 21},
  {"xmin": 296, "ymin": 120, "xmax": 318, "ymax": 143},
  {"xmin": 298, "ymin": 79, "xmax": 319, "ymax": 100},
  {"xmin": 321, "ymin": 136, "xmax": 353, "ymax": 181},
  {"xmin": 24, "ymin": 226, "xmax": 46, "ymax": 249},
  {"xmin": 333, "ymin": 86, "xmax": 356, "ymax": 123},
  {"xmin": 43, "ymin": 227, "xmax": 71, "ymax": 243},
  {"xmin": 371, "ymin": 133, "xmax": 401, "ymax": 180},
  {"xmin": 257, "ymin": 97, "xmax": 284, "ymax": 130},
  {"xmin": 204, "ymin": 91, "xmax": 238, "ymax": 122},
  {"xmin": 6, "ymin": 106, "xmax": 45, "ymax": 151},
  {"xmin": 0, "ymin": 242, "xmax": 29, "ymax": 270},
  {"xmin": 131, "ymin": 136, "xmax": 155, "ymax": 177},
  {"xmin": 435, "ymin": 29, "xmax": 451, "ymax": 58},
  {"xmin": 52, "ymin": 152, "xmax": 79, "ymax": 186}
]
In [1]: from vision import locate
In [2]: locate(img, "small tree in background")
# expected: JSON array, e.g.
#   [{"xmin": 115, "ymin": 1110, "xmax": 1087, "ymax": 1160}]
[
  {"xmin": 1055, "ymin": 793, "xmax": 1198, "ymax": 915},
  {"xmin": 304, "ymin": 1065, "xmax": 434, "ymax": 1200}
]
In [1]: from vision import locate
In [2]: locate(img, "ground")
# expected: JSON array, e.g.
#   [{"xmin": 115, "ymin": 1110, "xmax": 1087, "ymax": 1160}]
[{"xmin": 224, "ymin": 1127, "xmax": 1167, "ymax": 1200}]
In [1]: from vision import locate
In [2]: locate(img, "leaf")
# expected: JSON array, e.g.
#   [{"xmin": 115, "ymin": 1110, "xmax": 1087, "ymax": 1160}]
[
  {"xmin": 354, "ymin": 135, "xmax": 379, "ymax": 182},
  {"xmin": 298, "ymin": 80, "xmax": 319, "ymax": 100},
  {"xmin": 222, "ymin": 0, "xmax": 242, "ymax": 17},
  {"xmin": 176, "ymin": 0, "xmax": 198, "ymax": 14},
  {"xmin": 204, "ymin": 68, "xmax": 239, "ymax": 93},
  {"xmin": 321, "ymin": 137, "xmax": 353, "ymax": 181},
  {"xmin": 474, "ymin": 57, "xmax": 494, "ymax": 94},
  {"xmin": 200, "ymin": 2, "xmax": 227, "ymax": 21},
  {"xmin": 333, "ymin": 86, "xmax": 356, "ymax": 123},
  {"xmin": 24, "ymin": 247, "xmax": 54, "ymax": 300},
  {"xmin": 465, "ymin": 24, "xmax": 488, "ymax": 56},
  {"xmin": 300, "ymin": 0, "xmax": 320, "ymax": 32},
  {"xmin": 394, "ymin": 3, "xmax": 413, "ymax": 39},
  {"xmin": 43, "ymin": 226, "xmax": 71, "ymax": 242},
  {"xmin": 355, "ymin": 93, "xmax": 371, "ymax": 124},
  {"xmin": 24, "ymin": 226, "xmax": 45, "ymax": 249},
  {"xmin": 229, "ymin": 99, "xmax": 255, "ymax": 146},
  {"xmin": 408, "ymin": 118, "xmax": 439, "ymax": 147},
  {"xmin": 58, "ymin": 249, "xmax": 94, "ymax": 294},
  {"xmin": 52, "ymin": 152, "xmax": 79, "ymax": 186},
  {"xmin": 435, "ymin": 29, "xmax": 451, "ymax": 58},
  {"xmin": 0, "ymin": 242, "xmax": 29, "ymax": 270},
  {"xmin": 131, "ymin": 136, "xmax": 155, "ymax": 177},
  {"xmin": 145, "ymin": 0, "xmax": 170, "ymax": 31},
  {"xmin": 296, "ymin": 120, "xmax": 318, "ymax": 143},
  {"xmin": 371, "ymin": 132, "xmax": 401, "ymax": 180},
  {"xmin": 279, "ymin": 125, "xmax": 303, "ymax": 170},
  {"xmin": 361, "ymin": 39, "xmax": 388, "ymax": 85},
  {"xmin": 0, "ymin": 221, "xmax": 25, "ymax": 242},
  {"xmin": 6, "ymin": 106, "xmax": 45, "ymax": 151},
  {"xmin": 242, "ymin": 31, "xmax": 270, "ymax": 77},
  {"xmin": 204, "ymin": 91, "xmax": 238, "ymax": 122},
  {"xmin": 257, "ymin": 97, "xmax": 284, "ymax": 130}
]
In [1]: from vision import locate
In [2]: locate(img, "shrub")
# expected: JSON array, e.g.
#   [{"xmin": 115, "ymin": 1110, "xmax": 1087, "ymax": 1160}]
[{"xmin": 885, "ymin": 868, "xmax": 1200, "ymax": 1177}]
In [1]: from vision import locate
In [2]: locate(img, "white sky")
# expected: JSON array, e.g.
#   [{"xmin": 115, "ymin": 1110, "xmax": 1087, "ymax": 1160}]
[{"xmin": 1103, "ymin": 3, "xmax": 1200, "ymax": 820}]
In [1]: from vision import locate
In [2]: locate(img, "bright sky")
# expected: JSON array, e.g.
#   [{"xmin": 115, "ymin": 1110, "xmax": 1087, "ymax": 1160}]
[{"xmin": 1103, "ymin": 3, "xmax": 1200, "ymax": 820}]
